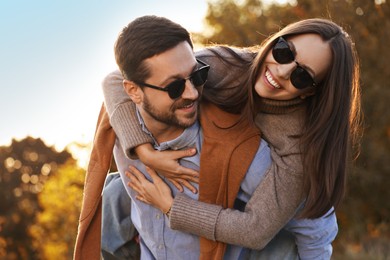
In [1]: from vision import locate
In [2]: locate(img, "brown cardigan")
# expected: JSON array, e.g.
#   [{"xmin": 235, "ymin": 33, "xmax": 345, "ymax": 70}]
[
  {"xmin": 198, "ymin": 102, "xmax": 260, "ymax": 259},
  {"xmin": 74, "ymin": 102, "xmax": 260, "ymax": 260}
]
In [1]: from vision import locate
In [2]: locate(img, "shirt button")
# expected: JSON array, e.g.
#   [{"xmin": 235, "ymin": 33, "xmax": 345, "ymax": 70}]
[
  {"xmin": 158, "ymin": 244, "xmax": 163, "ymax": 249},
  {"xmin": 156, "ymin": 213, "xmax": 161, "ymax": 219}
]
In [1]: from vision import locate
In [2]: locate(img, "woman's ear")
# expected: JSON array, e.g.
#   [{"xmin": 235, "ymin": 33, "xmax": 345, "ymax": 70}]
[{"xmin": 123, "ymin": 80, "xmax": 143, "ymax": 104}]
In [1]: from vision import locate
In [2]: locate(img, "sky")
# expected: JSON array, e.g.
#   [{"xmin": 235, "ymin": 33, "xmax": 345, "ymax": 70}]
[
  {"xmin": 0, "ymin": 0, "xmax": 209, "ymax": 151},
  {"xmin": 0, "ymin": 0, "xmax": 289, "ymax": 155}
]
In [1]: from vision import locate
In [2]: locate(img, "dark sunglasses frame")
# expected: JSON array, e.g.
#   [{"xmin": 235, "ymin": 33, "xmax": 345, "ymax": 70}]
[
  {"xmin": 272, "ymin": 37, "xmax": 317, "ymax": 89},
  {"xmin": 134, "ymin": 59, "xmax": 210, "ymax": 99}
]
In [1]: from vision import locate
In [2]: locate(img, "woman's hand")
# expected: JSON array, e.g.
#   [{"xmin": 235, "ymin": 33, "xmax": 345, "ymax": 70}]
[
  {"xmin": 135, "ymin": 143, "xmax": 199, "ymax": 193},
  {"xmin": 126, "ymin": 165, "xmax": 173, "ymax": 214}
]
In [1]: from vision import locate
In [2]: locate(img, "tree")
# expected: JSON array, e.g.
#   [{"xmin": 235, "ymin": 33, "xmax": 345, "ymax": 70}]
[
  {"xmin": 0, "ymin": 137, "xmax": 71, "ymax": 259},
  {"xmin": 29, "ymin": 160, "xmax": 85, "ymax": 260}
]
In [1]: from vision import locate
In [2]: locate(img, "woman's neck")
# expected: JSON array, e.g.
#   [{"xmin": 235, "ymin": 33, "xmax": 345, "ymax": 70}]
[{"xmin": 256, "ymin": 97, "xmax": 306, "ymax": 114}]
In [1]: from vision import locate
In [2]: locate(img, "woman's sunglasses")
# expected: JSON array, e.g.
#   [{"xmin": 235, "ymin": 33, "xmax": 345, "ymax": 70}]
[
  {"xmin": 272, "ymin": 37, "xmax": 317, "ymax": 89},
  {"xmin": 135, "ymin": 59, "xmax": 210, "ymax": 99}
]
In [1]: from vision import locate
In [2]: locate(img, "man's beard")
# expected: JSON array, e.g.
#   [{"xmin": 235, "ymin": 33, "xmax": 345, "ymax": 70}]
[{"xmin": 142, "ymin": 96, "xmax": 199, "ymax": 128}]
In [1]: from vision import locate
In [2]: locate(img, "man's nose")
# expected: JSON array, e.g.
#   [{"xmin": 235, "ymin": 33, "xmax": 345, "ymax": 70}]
[{"xmin": 181, "ymin": 80, "xmax": 199, "ymax": 100}]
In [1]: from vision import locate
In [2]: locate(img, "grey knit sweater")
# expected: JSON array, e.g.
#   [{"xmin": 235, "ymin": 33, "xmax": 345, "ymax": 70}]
[{"xmin": 102, "ymin": 47, "xmax": 306, "ymax": 250}]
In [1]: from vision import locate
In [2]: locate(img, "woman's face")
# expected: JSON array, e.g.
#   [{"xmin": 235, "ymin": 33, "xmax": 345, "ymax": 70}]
[{"xmin": 254, "ymin": 33, "xmax": 332, "ymax": 100}]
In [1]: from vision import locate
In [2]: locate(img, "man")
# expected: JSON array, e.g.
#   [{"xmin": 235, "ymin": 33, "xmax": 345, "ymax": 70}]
[
  {"xmin": 75, "ymin": 15, "xmax": 336, "ymax": 260},
  {"xmin": 103, "ymin": 15, "xmax": 271, "ymax": 259},
  {"xmin": 108, "ymin": 15, "xmax": 207, "ymax": 259}
]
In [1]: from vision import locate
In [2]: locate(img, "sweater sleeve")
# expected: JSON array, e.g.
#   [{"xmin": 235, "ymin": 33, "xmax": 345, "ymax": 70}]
[
  {"xmin": 214, "ymin": 160, "xmax": 304, "ymax": 250},
  {"xmin": 169, "ymin": 110, "xmax": 306, "ymax": 250},
  {"xmin": 170, "ymin": 160, "xmax": 303, "ymax": 250},
  {"xmin": 102, "ymin": 70, "xmax": 152, "ymax": 158},
  {"xmin": 170, "ymin": 194, "xmax": 223, "ymax": 239}
]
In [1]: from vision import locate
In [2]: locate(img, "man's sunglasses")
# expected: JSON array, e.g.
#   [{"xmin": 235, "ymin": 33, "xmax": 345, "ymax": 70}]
[
  {"xmin": 272, "ymin": 37, "xmax": 317, "ymax": 89},
  {"xmin": 134, "ymin": 59, "xmax": 210, "ymax": 99}
]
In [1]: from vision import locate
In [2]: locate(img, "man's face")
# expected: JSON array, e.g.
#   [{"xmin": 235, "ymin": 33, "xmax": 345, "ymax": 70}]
[{"xmin": 138, "ymin": 42, "xmax": 201, "ymax": 130}]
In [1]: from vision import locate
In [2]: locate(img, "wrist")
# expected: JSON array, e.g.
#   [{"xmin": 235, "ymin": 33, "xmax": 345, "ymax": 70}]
[
  {"xmin": 135, "ymin": 143, "xmax": 155, "ymax": 164},
  {"xmin": 162, "ymin": 198, "xmax": 174, "ymax": 218},
  {"xmin": 163, "ymin": 205, "xmax": 172, "ymax": 218}
]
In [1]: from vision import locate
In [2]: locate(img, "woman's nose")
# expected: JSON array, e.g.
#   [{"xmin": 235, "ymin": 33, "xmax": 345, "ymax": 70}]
[{"xmin": 276, "ymin": 62, "xmax": 297, "ymax": 80}]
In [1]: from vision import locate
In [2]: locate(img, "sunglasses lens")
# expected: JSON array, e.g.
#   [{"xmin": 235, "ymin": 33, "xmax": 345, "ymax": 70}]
[
  {"xmin": 164, "ymin": 61, "xmax": 209, "ymax": 99},
  {"xmin": 190, "ymin": 67, "xmax": 209, "ymax": 87},
  {"xmin": 272, "ymin": 41, "xmax": 294, "ymax": 64},
  {"xmin": 291, "ymin": 67, "xmax": 314, "ymax": 89},
  {"xmin": 166, "ymin": 79, "xmax": 186, "ymax": 99}
]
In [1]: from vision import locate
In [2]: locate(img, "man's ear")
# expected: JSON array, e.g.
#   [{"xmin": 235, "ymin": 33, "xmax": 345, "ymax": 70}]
[{"xmin": 123, "ymin": 80, "xmax": 143, "ymax": 104}]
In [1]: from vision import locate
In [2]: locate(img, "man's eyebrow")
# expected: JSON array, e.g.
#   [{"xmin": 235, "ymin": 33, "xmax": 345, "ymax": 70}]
[{"xmin": 288, "ymin": 40, "xmax": 316, "ymax": 77}]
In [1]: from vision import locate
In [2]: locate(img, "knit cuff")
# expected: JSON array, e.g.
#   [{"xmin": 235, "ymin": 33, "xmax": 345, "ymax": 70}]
[
  {"xmin": 170, "ymin": 194, "xmax": 222, "ymax": 241},
  {"xmin": 110, "ymin": 102, "xmax": 153, "ymax": 159}
]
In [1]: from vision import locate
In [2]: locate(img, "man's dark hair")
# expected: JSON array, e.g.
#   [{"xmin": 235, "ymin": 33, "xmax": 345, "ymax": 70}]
[{"xmin": 115, "ymin": 15, "xmax": 193, "ymax": 82}]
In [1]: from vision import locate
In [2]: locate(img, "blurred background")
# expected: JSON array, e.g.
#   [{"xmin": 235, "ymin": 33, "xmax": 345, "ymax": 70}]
[{"xmin": 0, "ymin": 0, "xmax": 389, "ymax": 259}]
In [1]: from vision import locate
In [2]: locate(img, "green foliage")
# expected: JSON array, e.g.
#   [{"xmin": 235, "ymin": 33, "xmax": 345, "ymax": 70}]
[{"xmin": 201, "ymin": 0, "xmax": 390, "ymax": 257}]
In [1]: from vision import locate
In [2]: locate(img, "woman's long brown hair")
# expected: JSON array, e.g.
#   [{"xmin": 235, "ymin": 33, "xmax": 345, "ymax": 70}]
[
  {"xmin": 248, "ymin": 19, "xmax": 362, "ymax": 218},
  {"xmin": 204, "ymin": 18, "xmax": 362, "ymax": 219}
]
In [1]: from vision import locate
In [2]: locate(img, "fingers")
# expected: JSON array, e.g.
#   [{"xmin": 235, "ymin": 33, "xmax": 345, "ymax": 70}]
[
  {"xmin": 164, "ymin": 177, "xmax": 197, "ymax": 194},
  {"xmin": 128, "ymin": 165, "xmax": 147, "ymax": 180},
  {"xmin": 126, "ymin": 166, "xmax": 147, "ymax": 193},
  {"xmin": 127, "ymin": 180, "xmax": 140, "ymax": 194},
  {"xmin": 126, "ymin": 164, "xmax": 196, "ymax": 195},
  {"xmin": 169, "ymin": 148, "xmax": 197, "ymax": 160},
  {"xmin": 179, "ymin": 180, "xmax": 198, "ymax": 194},
  {"xmin": 144, "ymin": 166, "xmax": 160, "ymax": 182},
  {"xmin": 176, "ymin": 166, "xmax": 199, "ymax": 182},
  {"xmin": 168, "ymin": 178, "xmax": 184, "ymax": 193},
  {"xmin": 136, "ymin": 195, "xmax": 151, "ymax": 205}
]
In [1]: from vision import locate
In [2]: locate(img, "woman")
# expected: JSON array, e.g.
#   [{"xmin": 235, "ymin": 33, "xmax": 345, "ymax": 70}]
[{"xmin": 104, "ymin": 18, "xmax": 361, "ymax": 258}]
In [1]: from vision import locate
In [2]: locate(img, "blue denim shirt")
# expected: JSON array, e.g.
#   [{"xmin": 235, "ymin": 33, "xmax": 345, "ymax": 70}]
[{"xmin": 112, "ymin": 110, "xmax": 337, "ymax": 260}]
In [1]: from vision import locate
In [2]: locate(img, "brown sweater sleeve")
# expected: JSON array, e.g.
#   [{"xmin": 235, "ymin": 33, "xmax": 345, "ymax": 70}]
[
  {"xmin": 102, "ymin": 70, "xmax": 152, "ymax": 158},
  {"xmin": 169, "ymin": 110, "xmax": 306, "ymax": 250},
  {"xmin": 170, "ymin": 160, "xmax": 303, "ymax": 250}
]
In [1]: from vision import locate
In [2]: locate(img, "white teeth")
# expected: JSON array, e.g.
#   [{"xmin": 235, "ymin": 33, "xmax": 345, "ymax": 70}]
[
  {"xmin": 183, "ymin": 103, "xmax": 193, "ymax": 108},
  {"xmin": 265, "ymin": 70, "xmax": 281, "ymax": 89}
]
